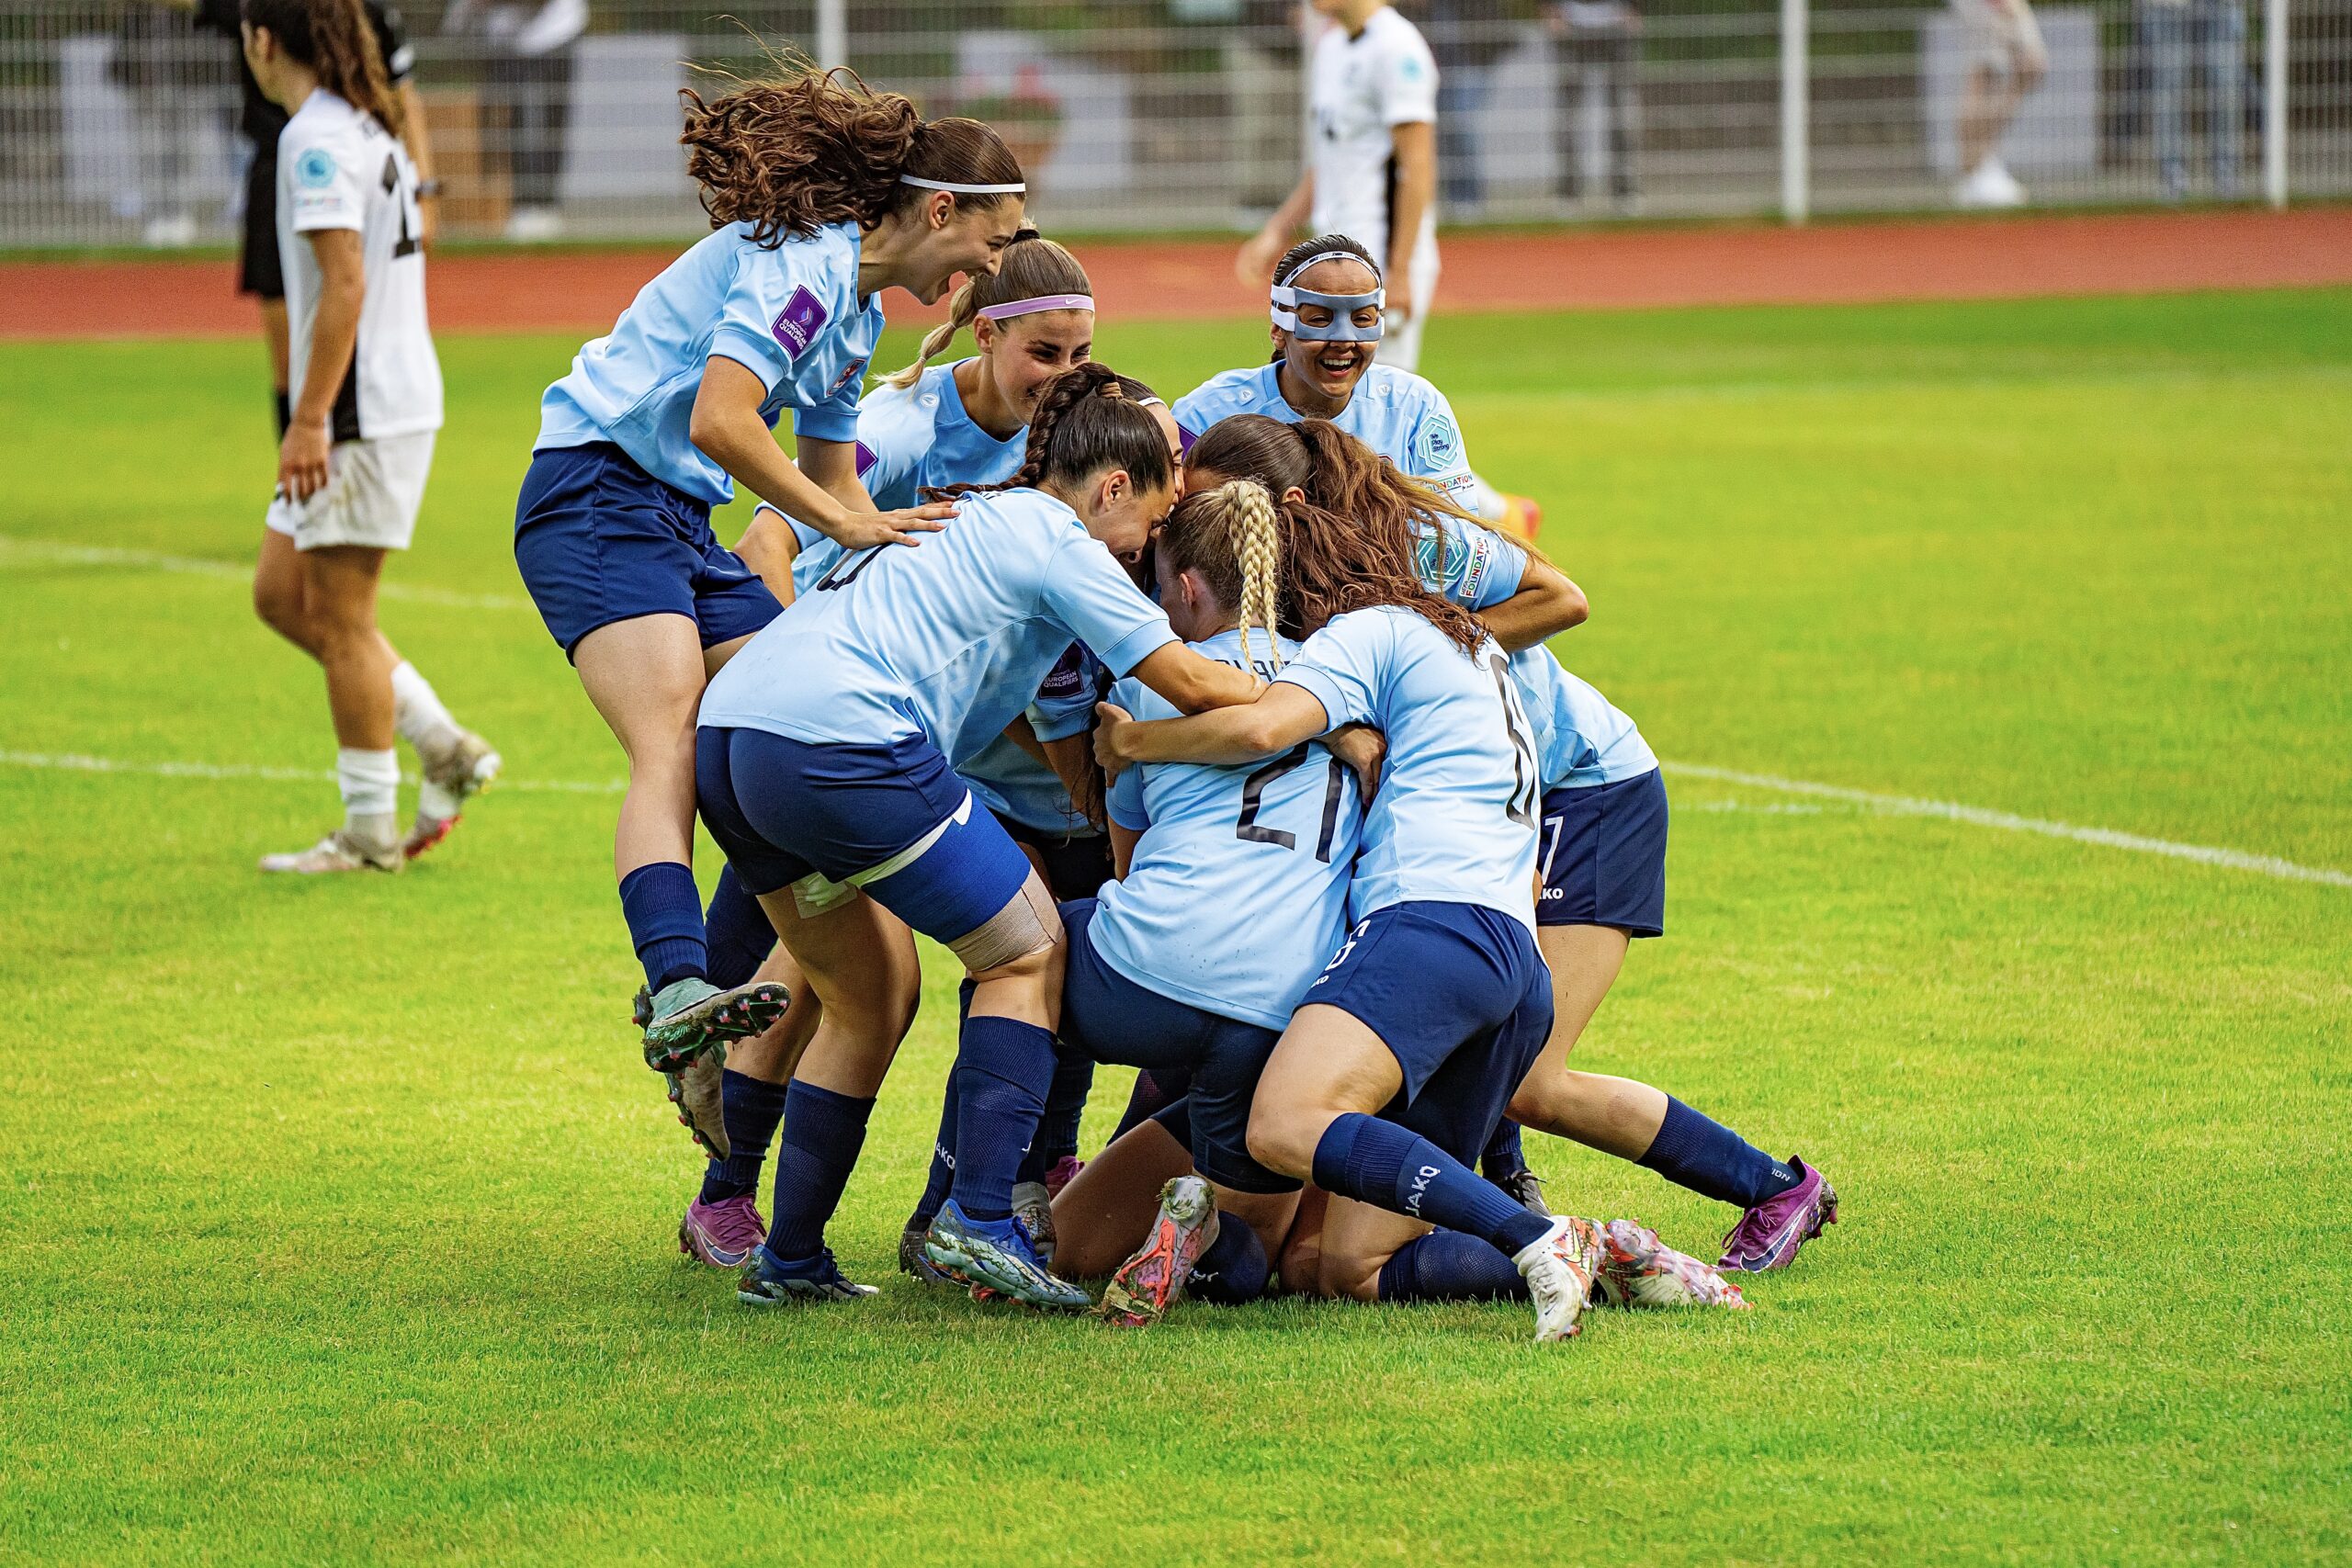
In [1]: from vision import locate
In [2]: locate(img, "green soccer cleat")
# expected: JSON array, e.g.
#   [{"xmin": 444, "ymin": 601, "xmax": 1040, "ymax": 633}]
[
  {"xmin": 639, "ymin": 976, "xmax": 788, "ymax": 1073},
  {"xmin": 923, "ymin": 1200, "xmax": 1091, "ymax": 1313}
]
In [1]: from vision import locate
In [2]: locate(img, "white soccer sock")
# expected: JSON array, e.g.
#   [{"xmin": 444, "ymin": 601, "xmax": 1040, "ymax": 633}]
[
  {"xmin": 336, "ymin": 746, "xmax": 401, "ymax": 819},
  {"xmin": 390, "ymin": 660, "xmax": 464, "ymax": 756}
]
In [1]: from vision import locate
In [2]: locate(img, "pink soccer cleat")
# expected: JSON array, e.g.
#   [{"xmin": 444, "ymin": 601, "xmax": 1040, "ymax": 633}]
[
  {"xmin": 679, "ymin": 1194, "xmax": 767, "ymax": 1269},
  {"xmin": 1595, "ymin": 1220, "xmax": 1750, "ymax": 1310},
  {"xmin": 1717, "ymin": 1157, "xmax": 1838, "ymax": 1273}
]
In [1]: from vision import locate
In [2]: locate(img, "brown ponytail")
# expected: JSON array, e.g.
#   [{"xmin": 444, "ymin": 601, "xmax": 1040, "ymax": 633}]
[
  {"xmin": 680, "ymin": 59, "xmax": 1022, "ymax": 250},
  {"xmin": 242, "ymin": 0, "xmax": 403, "ymax": 137}
]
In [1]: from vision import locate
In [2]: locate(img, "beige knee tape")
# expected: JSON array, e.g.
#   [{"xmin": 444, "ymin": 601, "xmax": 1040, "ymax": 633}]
[{"xmin": 947, "ymin": 876, "xmax": 1059, "ymax": 973}]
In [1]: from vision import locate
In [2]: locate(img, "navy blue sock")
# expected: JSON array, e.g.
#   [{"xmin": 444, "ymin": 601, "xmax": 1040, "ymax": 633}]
[
  {"xmin": 907, "ymin": 1070, "xmax": 958, "ymax": 1232},
  {"xmin": 1311, "ymin": 1113, "xmax": 1553, "ymax": 1258},
  {"xmin": 1021, "ymin": 1050, "xmax": 1095, "ymax": 1182},
  {"xmin": 1637, "ymin": 1096, "xmax": 1801, "ymax": 1210},
  {"xmin": 948, "ymin": 1016, "xmax": 1057, "ymax": 1222},
  {"xmin": 700, "ymin": 1069, "xmax": 789, "ymax": 1204},
  {"xmin": 1376, "ymin": 1229, "xmax": 1532, "ymax": 1303},
  {"xmin": 1188, "ymin": 1214, "xmax": 1271, "ymax": 1305},
  {"xmin": 617, "ymin": 862, "xmax": 706, "ymax": 992},
  {"xmin": 764, "ymin": 1080, "xmax": 875, "ymax": 1263},
  {"xmin": 1114, "ymin": 1066, "xmax": 1193, "ymax": 1142},
  {"xmin": 702, "ymin": 865, "xmax": 776, "ymax": 990},
  {"xmin": 1481, "ymin": 1118, "xmax": 1530, "ymax": 1179}
]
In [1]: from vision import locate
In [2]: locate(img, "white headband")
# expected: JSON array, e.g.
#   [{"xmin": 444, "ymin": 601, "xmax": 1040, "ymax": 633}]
[
  {"xmin": 900, "ymin": 175, "xmax": 1027, "ymax": 195},
  {"xmin": 977, "ymin": 293, "xmax": 1094, "ymax": 321},
  {"xmin": 1274, "ymin": 248, "xmax": 1379, "ymax": 289}
]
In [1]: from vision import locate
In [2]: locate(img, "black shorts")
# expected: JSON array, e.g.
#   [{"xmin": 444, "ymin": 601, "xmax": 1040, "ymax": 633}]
[
  {"xmin": 993, "ymin": 813, "xmax": 1113, "ymax": 902},
  {"xmin": 239, "ymin": 152, "xmax": 283, "ymax": 301}
]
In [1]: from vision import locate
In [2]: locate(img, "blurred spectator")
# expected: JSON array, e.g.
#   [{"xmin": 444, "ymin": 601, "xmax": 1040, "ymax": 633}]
[
  {"xmin": 1951, "ymin": 0, "xmax": 2047, "ymax": 207},
  {"xmin": 112, "ymin": 5, "xmax": 223, "ymax": 245},
  {"xmin": 447, "ymin": 0, "xmax": 586, "ymax": 241},
  {"xmin": 1545, "ymin": 0, "xmax": 1639, "ymax": 210},
  {"xmin": 2140, "ymin": 0, "xmax": 2245, "ymax": 199},
  {"xmin": 1425, "ymin": 0, "xmax": 1514, "ymax": 213}
]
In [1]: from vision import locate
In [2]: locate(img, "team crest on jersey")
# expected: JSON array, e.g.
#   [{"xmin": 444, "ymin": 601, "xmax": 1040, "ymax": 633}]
[
  {"xmin": 771, "ymin": 286, "xmax": 829, "ymax": 359},
  {"xmin": 1414, "ymin": 412, "xmax": 1462, "ymax": 472},
  {"xmin": 295, "ymin": 148, "xmax": 337, "ymax": 189},
  {"xmin": 830, "ymin": 356, "xmax": 868, "ymax": 396}
]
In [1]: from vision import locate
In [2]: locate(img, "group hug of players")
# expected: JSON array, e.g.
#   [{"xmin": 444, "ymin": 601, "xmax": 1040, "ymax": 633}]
[{"xmin": 240, "ymin": 7, "xmax": 1838, "ymax": 1341}]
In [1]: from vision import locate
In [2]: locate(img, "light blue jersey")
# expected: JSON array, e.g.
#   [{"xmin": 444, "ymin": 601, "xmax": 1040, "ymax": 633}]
[
  {"xmin": 1511, "ymin": 646, "xmax": 1658, "ymax": 793},
  {"xmin": 1173, "ymin": 361, "xmax": 1476, "ymax": 506},
  {"xmin": 1097, "ymin": 628, "xmax": 1362, "ymax": 1030},
  {"xmin": 962, "ymin": 641, "xmax": 1104, "ymax": 836},
  {"xmin": 1275, "ymin": 606, "xmax": 1541, "ymax": 930},
  {"xmin": 854, "ymin": 360, "xmax": 1027, "ymax": 511},
  {"xmin": 699, "ymin": 488, "xmax": 1176, "ymax": 771},
  {"xmin": 537, "ymin": 220, "xmax": 883, "ymax": 506}
]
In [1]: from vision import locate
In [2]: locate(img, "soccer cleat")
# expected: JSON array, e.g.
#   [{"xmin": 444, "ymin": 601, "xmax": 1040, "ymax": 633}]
[
  {"xmin": 923, "ymin": 1200, "xmax": 1091, "ymax": 1313},
  {"xmin": 403, "ymin": 730, "xmax": 502, "ymax": 860},
  {"xmin": 738, "ymin": 1245, "xmax": 877, "ymax": 1306},
  {"xmin": 1513, "ymin": 1215, "xmax": 1604, "ymax": 1344},
  {"xmin": 640, "ymin": 976, "xmax": 789, "ymax": 1073},
  {"xmin": 1498, "ymin": 493, "xmax": 1544, "ymax": 546},
  {"xmin": 1098, "ymin": 1176, "xmax": 1217, "ymax": 1328},
  {"xmin": 1717, "ymin": 1157, "xmax": 1838, "ymax": 1273},
  {"xmin": 1043, "ymin": 1155, "xmax": 1086, "ymax": 1199},
  {"xmin": 1491, "ymin": 1167, "xmax": 1550, "ymax": 1218},
  {"xmin": 259, "ymin": 828, "xmax": 402, "ymax": 874},
  {"xmin": 679, "ymin": 1194, "xmax": 766, "ymax": 1269},
  {"xmin": 1594, "ymin": 1219, "xmax": 1751, "ymax": 1310},
  {"xmin": 664, "ymin": 1049, "xmax": 730, "ymax": 1158},
  {"xmin": 1011, "ymin": 1179, "xmax": 1057, "ymax": 1266},
  {"xmin": 899, "ymin": 1222, "xmax": 956, "ymax": 1286}
]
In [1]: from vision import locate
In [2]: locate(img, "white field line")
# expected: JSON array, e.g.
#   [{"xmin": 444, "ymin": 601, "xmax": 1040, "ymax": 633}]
[
  {"xmin": 4, "ymin": 747, "xmax": 2343, "ymax": 889},
  {"xmin": 0, "ymin": 750, "xmax": 622, "ymax": 795},
  {"xmin": 0, "ymin": 535, "xmax": 528, "ymax": 612},
  {"xmin": 1667, "ymin": 762, "xmax": 2352, "ymax": 888}
]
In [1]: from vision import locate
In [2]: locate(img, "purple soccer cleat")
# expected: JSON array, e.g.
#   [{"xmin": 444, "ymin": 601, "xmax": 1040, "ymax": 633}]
[
  {"xmin": 1717, "ymin": 1156, "xmax": 1838, "ymax": 1273},
  {"xmin": 680, "ymin": 1194, "xmax": 768, "ymax": 1269}
]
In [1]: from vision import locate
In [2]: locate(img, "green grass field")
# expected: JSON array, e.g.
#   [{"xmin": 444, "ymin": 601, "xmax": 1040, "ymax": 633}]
[{"xmin": 3, "ymin": 288, "xmax": 2348, "ymax": 1564}]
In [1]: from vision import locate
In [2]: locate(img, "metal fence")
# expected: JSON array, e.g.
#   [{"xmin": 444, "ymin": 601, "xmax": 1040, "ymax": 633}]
[{"xmin": 2, "ymin": 0, "xmax": 2346, "ymax": 247}]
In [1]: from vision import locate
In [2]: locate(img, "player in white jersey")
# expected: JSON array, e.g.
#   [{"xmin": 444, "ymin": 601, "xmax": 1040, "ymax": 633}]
[
  {"xmin": 1239, "ymin": 0, "xmax": 1442, "ymax": 373},
  {"xmin": 1182, "ymin": 236, "xmax": 1542, "ymax": 542},
  {"xmin": 241, "ymin": 0, "xmax": 498, "ymax": 875}
]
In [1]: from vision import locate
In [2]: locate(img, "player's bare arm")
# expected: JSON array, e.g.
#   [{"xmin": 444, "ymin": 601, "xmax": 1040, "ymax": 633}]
[{"xmin": 281, "ymin": 226, "xmax": 365, "ymax": 502}]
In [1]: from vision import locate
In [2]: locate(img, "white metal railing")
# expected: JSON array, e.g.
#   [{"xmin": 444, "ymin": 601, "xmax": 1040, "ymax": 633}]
[{"xmin": 0, "ymin": 0, "xmax": 2343, "ymax": 249}]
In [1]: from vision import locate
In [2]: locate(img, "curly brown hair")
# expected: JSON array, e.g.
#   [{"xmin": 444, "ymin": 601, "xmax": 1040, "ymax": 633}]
[
  {"xmin": 680, "ymin": 61, "xmax": 1021, "ymax": 250},
  {"xmin": 243, "ymin": 0, "xmax": 403, "ymax": 137}
]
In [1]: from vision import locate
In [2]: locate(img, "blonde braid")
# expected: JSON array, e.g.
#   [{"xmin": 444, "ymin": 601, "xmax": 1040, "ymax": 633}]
[
  {"xmin": 1221, "ymin": 480, "xmax": 1284, "ymax": 671},
  {"xmin": 882, "ymin": 276, "xmax": 979, "ymax": 389}
]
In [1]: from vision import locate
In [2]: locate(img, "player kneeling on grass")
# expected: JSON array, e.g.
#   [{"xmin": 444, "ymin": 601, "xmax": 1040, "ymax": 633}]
[
  {"xmin": 242, "ymin": 0, "xmax": 498, "ymax": 874},
  {"xmin": 1092, "ymin": 484, "xmax": 1617, "ymax": 1342},
  {"xmin": 690, "ymin": 367, "xmax": 1261, "ymax": 1308}
]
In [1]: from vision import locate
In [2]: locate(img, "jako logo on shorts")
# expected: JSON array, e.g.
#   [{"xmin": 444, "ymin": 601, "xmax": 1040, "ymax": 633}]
[{"xmin": 772, "ymin": 286, "xmax": 829, "ymax": 358}]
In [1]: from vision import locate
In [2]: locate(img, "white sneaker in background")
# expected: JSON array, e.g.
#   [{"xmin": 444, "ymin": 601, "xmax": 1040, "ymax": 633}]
[
  {"xmin": 505, "ymin": 206, "xmax": 564, "ymax": 243},
  {"xmin": 1956, "ymin": 159, "xmax": 2029, "ymax": 210}
]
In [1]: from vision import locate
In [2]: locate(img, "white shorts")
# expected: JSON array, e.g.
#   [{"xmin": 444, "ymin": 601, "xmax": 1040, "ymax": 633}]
[
  {"xmin": 1954, "ymin": 0, "xmax": 2048, "ymax": 76},
  {"xmin": 265, "ymin": 431, "xmax": 435, "ymax": 552},
  {"xmin": 1370, "ymin": 228, "xmax": 1442, "ymax": 375}
]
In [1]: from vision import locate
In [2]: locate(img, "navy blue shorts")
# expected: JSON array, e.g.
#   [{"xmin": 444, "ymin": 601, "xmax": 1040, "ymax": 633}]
[
  {"xmin": 1304, "ymin": 901, "xmax": 1554, "ymax": 1164},
  {"xmin": 514, "ymin": 442, "xmax": 781, "ymax": 660},
  {"xmin": 695, "ymin": 726, "xmax": 1033, "ymax": 948},
  {"xmin": 1057, "ymin": 898, "xmax": 1294, "ymax": 1195},
  {"xmin": 996, "ymin": 814, "xmax": 1114, "ymax": 902},
  {"xmin": 1537, "ymin": 768, "xmax": 1668, "ymax": 936}
]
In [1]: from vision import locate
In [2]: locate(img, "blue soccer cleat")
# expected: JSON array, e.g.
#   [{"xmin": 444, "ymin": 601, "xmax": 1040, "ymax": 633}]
[
  {"xmin": 737, "ymin": 1245, "xmax": 878, "ymax": 1306},
  {"xmin": 923, "ymin": 1200, "xmax": 1091, "ymax": 1313}
]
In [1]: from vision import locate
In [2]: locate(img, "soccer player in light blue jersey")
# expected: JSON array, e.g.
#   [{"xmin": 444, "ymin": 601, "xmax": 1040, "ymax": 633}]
[
  {"xmin": 1094, "ymin": 481, "xmax": 1614, "ymax": 1344},
  {"xmin": 1174, "ymin": 234, "xmax": 1541, "ymax": 540},
  {"xmin": 511, "ymin": 66, "xmax": 1031, "ymax": 1080},
  {"xmin": 692, "ymin": 367, "xmax": 1262, "ymax": 1309},
  {"xmin": 1192, "ymin": 414, "xmax": 1838, "ymax": 1277}
]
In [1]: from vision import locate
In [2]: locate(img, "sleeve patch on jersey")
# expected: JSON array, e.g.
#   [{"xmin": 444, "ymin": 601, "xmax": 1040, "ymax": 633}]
[
  {"xmin": 853, "ymin": 440, "xmax": 877, "ymax": 478},
  {"xmin": 296, "ymin": 148, "xmax": 338, "ymax": 188},
  {"xmin": 771, "ymin": 286, "xmax": 830, "ymax": 359},
  {"xmin": 1414, "ymin": 411, "xmax": 1463, "ymax": 472},
  {"xmin": 1038, "ymin": 644, "xmax": 1087, "ymax": 698},
  {"xmin": 830, "ymin": 356, "xmax": 868, "ymax": 396}
]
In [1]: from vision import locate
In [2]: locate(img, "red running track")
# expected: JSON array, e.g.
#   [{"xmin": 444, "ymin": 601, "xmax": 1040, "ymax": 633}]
[{"xmin": 3, "ymin": 207, "xmax": 2346, "ymax": 341}]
